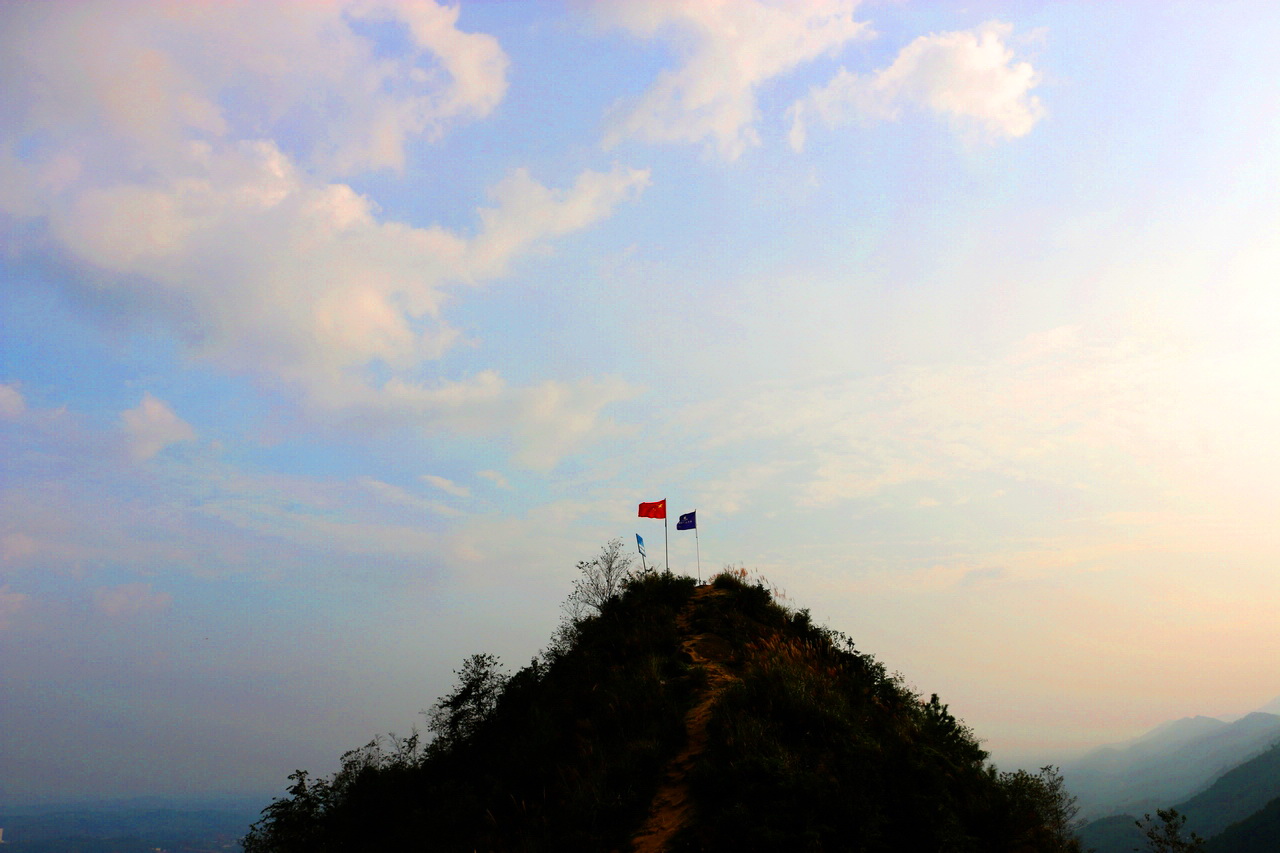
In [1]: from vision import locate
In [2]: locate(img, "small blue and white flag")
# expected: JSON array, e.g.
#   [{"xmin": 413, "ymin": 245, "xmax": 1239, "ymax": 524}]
[
  {"xmin": 677, "ymin": 511, "xmax": 696, "ymax": 531},
  {"xmin": 636, "ymin": 533, "xmax": 646, "ymax": 557}
]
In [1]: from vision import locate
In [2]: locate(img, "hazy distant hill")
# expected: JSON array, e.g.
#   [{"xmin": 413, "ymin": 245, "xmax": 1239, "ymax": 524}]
[
  {"xmin": 0, "ymin": 800, "xmax": 260, "ymax": 852},
  {"xmin": 1178, "ymin": 741, "xmax": 1280, "ymax": 838},
  {"xmin": 1064, "ymin": 712, "xmax": 1280, "ymax": 819},
  {"xmin": 1079, "ymin": 739, "xmax": 1280, "ymax": 852},
  {"xmin": 1076, "ymin": 814, "xmax": 1143, "ymax": 853},
  {"xmin": 241, "ymin": 567, "xmax": 1085, "ymax": 852}
]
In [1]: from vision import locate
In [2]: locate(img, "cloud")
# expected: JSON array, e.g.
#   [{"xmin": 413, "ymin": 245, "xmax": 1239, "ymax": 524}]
[
  {"xmin": 421, "ymin": 474, "xmax": 470, "ymax": 499},
  {"xmin": 325, "ymin": 0, "xmax": 510, "ymax": 173},
  {"xmin": 1, "ymin": 394, "xmax": 509, "ymax": 579},
  {"xmin": 93, "ymin": 583, "xmax": 173, "ymax": 619},
  {"xmin": 691, "ymin": 462, "xmax": 791, "ymax": 516},
  {"xmin": 788, "ymin": 21, "xmax": 1044, "ymax": 150},
  {"xmin": 2, "ymin": 533, "xmax": 39, "ymax": 564},
  {"xmin": 1, "ymin": 456, "xmax": 449, "ymax": 581},
  {"xmin": 959, "ymin": 566, "xmax": 1007, "ymax": 588},
  {"xmin": 469, "ymin": 167, "xmax": 652, "ymax": 276},
  {"xmin": 0, "ymin": 383, "xmax": 25, "ymax": 419},
  {"xmin": 381, "ymin": 372, "xmax": 638, "ymax": 471},
  {"xmin": 44, "ymin": 145, "xmax": 646, "ymax": 414},
  {"xmin": 121, "ymin": 393, "xmax": 195, "ymax": 462},
  {"xmin": 477, "ymin": 470, "xmax": 512, "ymax": 490},
  {"xmin": 596, "ymin": 0, "xmax": 870, "ymax": 159},
  {"xmin": 360, "ymin": 476, "xmax": 461, "ymax": 517},
  {"xmin": 679, "ymin": 324, "xmax": 1256, "ymax": 511},
  {"xmin": 0, "ymin": 583, "xmax": 29, "ymax": 629},
  {"xmin": 0, "ymin": 1, "xmax": 507, "ymax": 178},
  {"xmin": 0, "ymin": 3, "xmax": 648, "ymax": 467}
]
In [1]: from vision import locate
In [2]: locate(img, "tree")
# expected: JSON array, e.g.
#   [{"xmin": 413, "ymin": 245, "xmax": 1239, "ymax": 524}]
[
  {"xmin": 425, "ymin": 652, "xmax": 508, "ymax": 752},
  {"xmin": 564, "ymin": 537, "xmax": 635, "ymax": 619},
  {"xmin": 997, "ymin": 765, "xmax": 1085, "ymax": 852},
  {"xmin": 242, "ymin": 769, "xmax": 332, "ymax": 853},
  {"xmin": 1135, "ymin": 808, "xmax": 1206, "ymax": 852}
]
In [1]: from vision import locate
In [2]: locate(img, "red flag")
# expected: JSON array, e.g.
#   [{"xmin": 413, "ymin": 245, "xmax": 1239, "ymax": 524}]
[{"xmin": 638, "ymin": 499, "xmax": 666, "ymax": 519}]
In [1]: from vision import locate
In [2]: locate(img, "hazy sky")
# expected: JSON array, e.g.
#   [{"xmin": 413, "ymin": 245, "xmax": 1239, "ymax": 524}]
[{"xmin": 3, "ymin": 0, "xmax": 1279, "ymax": 804}]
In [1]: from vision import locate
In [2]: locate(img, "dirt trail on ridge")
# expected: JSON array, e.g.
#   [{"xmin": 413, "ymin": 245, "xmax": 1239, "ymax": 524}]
[{"xmin": 629, "ymin": 585, "xmax": 737, "ymax": 853}]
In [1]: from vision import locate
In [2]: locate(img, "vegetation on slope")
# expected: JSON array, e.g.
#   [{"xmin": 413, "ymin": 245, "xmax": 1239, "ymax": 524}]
[
  {"xmin": 1205, "ymin": 796, "xmax": 1280, "ymax": 853},
  {"xmin": 1180, "ymin": 742, "xmax": 1280, "ymax": 839},
  {"xmin": 243, "ymin": 549, "xmax": 1083, "ymax": 852}
]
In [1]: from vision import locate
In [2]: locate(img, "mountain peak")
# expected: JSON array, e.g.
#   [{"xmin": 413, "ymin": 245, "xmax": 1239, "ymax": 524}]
[
  {"xmin": 243, "ymin": 568, "xmax": 1086, "ymax": 851},
  {"xmin": 1131, "ymin": 715, "xmax": 1226, "ymax": 747}
]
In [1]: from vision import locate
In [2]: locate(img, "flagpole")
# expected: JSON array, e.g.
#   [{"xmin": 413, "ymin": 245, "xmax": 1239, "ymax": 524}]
[
  {"xmin": 664, "ymin": 514, "xmax": 669, "ymax": 573},
  {"xmin": 695, "ymin": 526, "xmax": 701, "ymax": 583}
]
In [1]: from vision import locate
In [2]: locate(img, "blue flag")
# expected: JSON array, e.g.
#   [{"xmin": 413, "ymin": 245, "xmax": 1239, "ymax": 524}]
[
  {"xmin": 677, "ymin": 511, "xmax": 696, "ymax": 531},
  {"xmin": 636, "ymin": 533, "xmax": 646, "ymax": 557}
]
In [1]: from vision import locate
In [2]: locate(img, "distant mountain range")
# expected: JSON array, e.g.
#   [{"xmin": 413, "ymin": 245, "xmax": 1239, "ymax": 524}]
[
  {"xmin": 1063, "ymin": 708, "xmax": 1280, "ymax": 819},
  {"xmin": 1070, "ymin": 702, "xmax": 1280, "ymax": 853}
]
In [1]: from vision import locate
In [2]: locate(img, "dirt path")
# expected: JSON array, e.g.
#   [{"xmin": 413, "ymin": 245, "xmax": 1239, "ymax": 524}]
[{"xmin": 630, "ymin": 586, "xmax": 737, "ymax": 853}]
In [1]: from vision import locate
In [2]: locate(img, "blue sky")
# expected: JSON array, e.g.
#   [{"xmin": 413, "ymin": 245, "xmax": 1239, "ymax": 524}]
[{"xmin": 3, "ymin": 0, "xmax": 1280, "ymax": 803}]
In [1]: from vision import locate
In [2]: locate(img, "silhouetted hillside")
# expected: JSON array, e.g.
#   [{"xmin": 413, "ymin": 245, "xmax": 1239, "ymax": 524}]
[
  {"xmin": 1205, "ymin": 796, "xmax": 1280, "ymax": 853},
  {"xmin": 1076, "ymin": 813, "xmax": 1143, "ymax": 853},
  {"xmin": 244, "ymin": 567, "xmax": 1082, "ymax": 851},
  {"xmin": 1179, "ymin": 741, "xmax": 1280, "ymax": 838}
]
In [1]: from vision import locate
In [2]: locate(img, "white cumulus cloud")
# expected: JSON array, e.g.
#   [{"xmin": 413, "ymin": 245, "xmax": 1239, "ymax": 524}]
[
  {"xmin": 121, "ymin": 393, "xmax": 196, "ymax": 461},
  {"xmin": 0, "ymin": 2, "xmax": 649, "ymax": 468},
  {"xmin": 45, "ymin": 143, "xmax": 646, "ymax": 410},
  {"xmin": 789, "ymin": 21, "xmax": 1044, "ymax": 150},
  {"xmin": 0, "ymin": 1, "xmax": 507, "ymax": 178},
  {"xmin": 596, "ymin": 0, "xmax": 870, "ymax": 159}
]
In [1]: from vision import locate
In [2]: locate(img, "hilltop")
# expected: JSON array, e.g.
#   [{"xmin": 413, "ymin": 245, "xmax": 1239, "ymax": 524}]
[{"xmin": 243, "ymin": 564, "xmax": 1082, "ymax": 852}]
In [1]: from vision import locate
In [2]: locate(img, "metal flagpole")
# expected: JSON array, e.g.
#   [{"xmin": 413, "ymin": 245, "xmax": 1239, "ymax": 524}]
[
  {"xmin": 695, "ymin": 525, "xmax": 701, "ymax": 583},
  {"xmin": 664, "ymin": 514, "xmax": 669, "ymax": 573}
]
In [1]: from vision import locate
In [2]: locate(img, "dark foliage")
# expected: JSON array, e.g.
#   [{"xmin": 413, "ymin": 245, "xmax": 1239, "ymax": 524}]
[
  {"xmin": 244, "ymin": 570, "xmax": 696, "ymax": 852},
  {"xmin": 244, "ymin": 563, "xmax": 1083, "ymax": 852},
  {"xmin": 563, "ymin": 536, "xmax": 637, "ymax": 620},
  {"xmin": 1135, "ymin": 808, "xmax": 1206, "ymax": 852},
  {"xmin": 1078, "ymin": 813, "xmax": 1146, "ymax": 853},
  {"xmin": 676, "ymin": 568, "xmax": 1082, "ymax": 852},
  {"xmin": 1204, "ymin": 796, "xmax": 1280, "ymax": 853},
  {"xmin": 425, "ymin": 652, "xmax": 508, "ymax": 753}
]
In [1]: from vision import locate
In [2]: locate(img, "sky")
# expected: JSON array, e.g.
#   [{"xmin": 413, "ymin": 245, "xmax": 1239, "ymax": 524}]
[{"xmin": 2, "ymin": 0, "xmax": 1280, "ymax": 805}]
